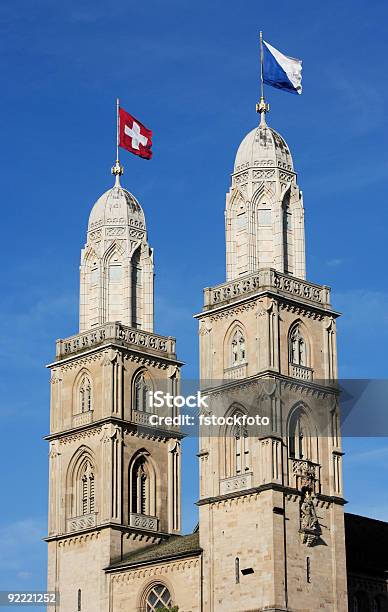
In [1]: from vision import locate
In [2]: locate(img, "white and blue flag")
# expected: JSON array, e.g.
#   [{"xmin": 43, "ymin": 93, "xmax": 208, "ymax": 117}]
[{"xmin": 263, "ymin": 40, "xmax": 302, "ymax": 95}]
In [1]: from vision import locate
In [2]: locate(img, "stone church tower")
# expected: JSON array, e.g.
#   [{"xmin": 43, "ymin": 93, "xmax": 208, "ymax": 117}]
[
  {"xmin": 46, "ymin": 161, "xmax": 183, "ymax": 611},
  {"xmin": 195, "ymin": 108, "xmax": 348, "ymax": 611}
]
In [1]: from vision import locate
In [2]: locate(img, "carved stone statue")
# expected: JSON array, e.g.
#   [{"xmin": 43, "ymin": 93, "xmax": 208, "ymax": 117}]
[{"xmin": 300, "ymin": 492, "xmax": 318, "ymax": 530}]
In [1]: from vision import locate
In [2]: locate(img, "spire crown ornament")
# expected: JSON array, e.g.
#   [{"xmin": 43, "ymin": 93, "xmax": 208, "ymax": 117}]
[
  {"xmin": 111, "ymin": 159, "xmax": 124, "ymax": 185},
  {"xmin": 256, "ymin": 96, "xmax": 270, "ymax": 127}
]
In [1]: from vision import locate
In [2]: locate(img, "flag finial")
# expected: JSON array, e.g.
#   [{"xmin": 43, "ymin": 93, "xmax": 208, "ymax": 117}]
[
  {"xmin": 111, "ymin": 159, "xmax": 124, "ymax": 185},
  {"xmin": 256, "ymin": 96, "xmax": 270, "ymax": 126}
]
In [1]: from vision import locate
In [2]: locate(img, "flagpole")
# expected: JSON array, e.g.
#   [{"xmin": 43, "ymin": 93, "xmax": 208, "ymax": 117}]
[
  {"xmin": 257, "ymin": 31, "xmax": 269, "ymax": 122},
  {"xmin": 112, "ymin": 98, "xmax": 123, "ymax": 179},
  {"xmin": 260, "ymin": 31, "xmax": 265, "ymax": 102},
  {"xmin": 116, "ymin": 97, "xmax": 120, "ymax": 163}
]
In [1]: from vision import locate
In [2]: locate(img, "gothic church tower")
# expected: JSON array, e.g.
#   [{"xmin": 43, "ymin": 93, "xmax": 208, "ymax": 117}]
[
  {"xmin": 46, "ymin": 162, "xmax": 183, "ymax": 612},
  {"xmin": 195, "ymin": 108, "xmax": 347, "ymax": 611}
]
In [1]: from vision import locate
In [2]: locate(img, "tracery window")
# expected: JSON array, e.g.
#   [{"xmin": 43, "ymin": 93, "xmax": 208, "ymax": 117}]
[
  {"xmin": 289, "ymin": 324, "xmax": 306, "ymax": 366},
  {"xmin": 288, "ymin": 405, "xmax": 316, "ymax": 462},
  {"xmin": 79, "ymin": 376, "xmax": 92, "ymax": 413},
  {"xmin": 131, "ymin": 456, "xmax": 150, "ymax": 515},
  {"xmin": 80, "ymin": 460, "xmax": 95, "ymax": 515},
  {"xmin": 289, "ymin": 414, "xmax": 305, "ymax": 460},
  {"xmin": 145, "ymin": 584, "xmax": 172, "ymax": 612},
  {"xmin": 133, "ymin": 371, "xmax": 152, "ymax": 413},
  {"xmin": 231, "ymin": 329, "xmax": 246, "ymax": 366}
]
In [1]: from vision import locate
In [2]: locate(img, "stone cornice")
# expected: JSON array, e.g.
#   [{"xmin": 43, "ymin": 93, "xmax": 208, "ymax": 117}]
[
  {"xmin": 105, "ymin": 548, "xmax": 202, "ymax": 574},
  {"xmin": 201, "ymin": 370, "xmax": 339, "ymax": 398},
  {"xmin": 196, "ymin": 483, "xmax": 347, "ymax": 507},
  {"xmin": 44, "ymin": 522, "xmax": 172, "ymax": 544},
  {"xmin": 44, "ymin": 416, "xmax": 186, "ymax": 442}
]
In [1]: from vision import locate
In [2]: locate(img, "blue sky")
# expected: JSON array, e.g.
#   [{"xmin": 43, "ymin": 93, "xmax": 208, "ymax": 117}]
[{"xmin": 1, "ymin": 0, "xmax": 388, "ymax": 598}]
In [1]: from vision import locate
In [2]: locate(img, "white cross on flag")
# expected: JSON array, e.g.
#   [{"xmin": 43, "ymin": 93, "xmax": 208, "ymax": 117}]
[{"xmin": 119, "ymin": 107, "xmax": 153, "ymax": 159}]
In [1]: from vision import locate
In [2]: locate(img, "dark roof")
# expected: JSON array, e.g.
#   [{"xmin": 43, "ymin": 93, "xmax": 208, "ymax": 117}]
[
  {"xmin": 107, "ymin": 532, "xmax": 201, "ymax": 571},
  {"xmin": 345, "ymin": 512, "xmax": 388, "ymax": 577}
]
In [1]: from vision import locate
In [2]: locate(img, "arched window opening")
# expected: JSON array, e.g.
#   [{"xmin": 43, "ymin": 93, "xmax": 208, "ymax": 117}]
[
  {"xmin": 222, "ymin": 406, "xmax": 252, "ymax": 479},
  {"xmin": 145, "ymin": 584, "xmax": 172, "ymax": 612},
  {"xmin": 288, "ymin": 408, "xmax": 316, "ymax": 463},
  {"xmin": 80, "ymin": 460, "xmax": 95, "ymax": 516},
  {"xmin": 133, "ymin": 371, "xmax": 152, "ymax": 413},
  {"xmin": 282, "ymin": 189, "xmax": 294, "ymax": 275},
  {"xmin": 289, "ymin": 415, "xmax": 305, "ymax": 459},
  {"xmin": 231, "ymin": 329, "xmax": 246, "ymax": 366},
  {"xmin": 107, "ymin": 251, "xmax": 123, "ymax": 323},
  {"xmin": 234, "ymin": 421, "xmax": 249, "ymax": 475},
  {"xmin": 131, "ymin": 247, "xmax": 143, "ymax": 329},
  {"xmin": 131, "ymin": 456, "xmax": 150, "ymax": 515},
  {"xmin": 289, "ymin": 325, "xmax": 306, "ymax": 366},
  {"xmin": 79, "ymin": 376, "xmax": 92, "ymax": 413}
]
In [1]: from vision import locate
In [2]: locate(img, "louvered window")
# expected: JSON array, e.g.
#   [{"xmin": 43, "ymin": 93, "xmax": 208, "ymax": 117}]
[
  {"xmin": 79, "ymin": 377, "xmax": 92, "ymax": 413},
  {"xmin": 80, "ymin": 461, "xmax": 95, "ymax": 515}
]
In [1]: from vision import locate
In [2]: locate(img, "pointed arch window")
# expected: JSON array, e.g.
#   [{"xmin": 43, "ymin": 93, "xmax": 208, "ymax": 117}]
[
  {"xmin": 133, "ymin": 371, "xmax": 152, "ymax": 413},
  {"xmin": 222, "ymin": 407, "xmax": 250, "ymax": 478},
  {"xmin": 289, "ymin": 324, "xmax": 306, "ymax": 366},
  {"xmin": 288, "ymin": 407, "xmax": 318, "ymax": 464},
  {"xmin": 79, "ymin": 376, "xmax": 92, "ymax": 413},
  {"xmin": 80, "ymin": 460, "xmax": 95, "ymax": 515},
  {"xmin": 130, "ymin": 455, "xmax": 154, "ymax": 516},
  {"xmin": 231, "ymin": 329, "xmax": 246, "ymax": 366},
  {"xmin": 131, "ymin": 247, "xmax": 143, "ymax": 329},
  {"xmin": 234, "ymin": 420, "xmax": 249, "ymax": 475},
  {"xmin": 289, "ymin": 414, "xmax": 306, "ymax": 460}
]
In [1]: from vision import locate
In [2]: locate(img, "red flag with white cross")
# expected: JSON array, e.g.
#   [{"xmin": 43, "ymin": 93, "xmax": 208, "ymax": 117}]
[{"xmin": 119, "ymin": 107, "xmax": 153, "ymax": 159}]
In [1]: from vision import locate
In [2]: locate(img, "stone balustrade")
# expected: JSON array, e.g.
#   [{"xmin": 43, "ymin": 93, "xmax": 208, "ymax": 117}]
[
  {"xmin": 224, "ymin": 363, "xmax": 248, "ymax": 381},
  {"xmin": 56, "ymin": 322, "xmax": 176, "ymax": 360},
  {"xmin": 291, "ymin": 364, "xmax": 313, "ymax": 381},
  {"xmin": 129, "ymin": 513, "xmax": 159, "ymax": 532},
  {"xmin": 219, "ymin": 472, "xmax": 253, "ymax": 495},
  {"xmin": 67, "ymin": 512, "xmax": 97, "ymax": 533},
  {"xmin": 203, "ymin": 268, "xmax": 331, "ymax": 310},
  {"xmin": 72, "ymin": 411, "xmax": 93, "ymax": 428},
  {"xmin": 131, "ymin": 410, "xmax": 180, "ymax": 432}
]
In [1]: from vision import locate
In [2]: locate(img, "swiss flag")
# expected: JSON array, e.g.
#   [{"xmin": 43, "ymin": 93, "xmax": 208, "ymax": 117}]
[{"xmin": 119, "ymin": 107, "xmax": 153, "ymax": 159}]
